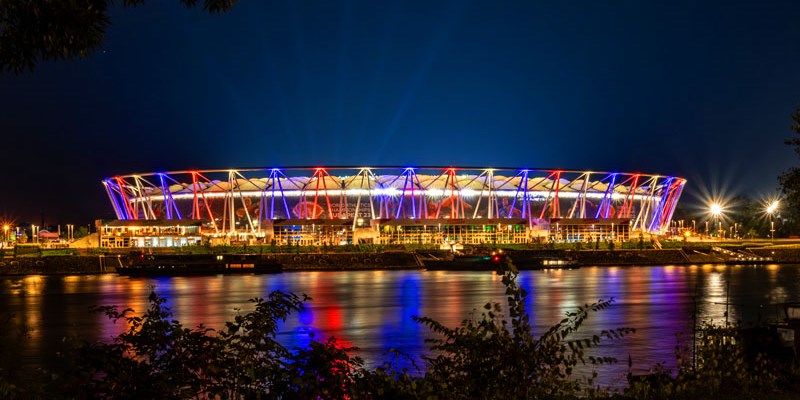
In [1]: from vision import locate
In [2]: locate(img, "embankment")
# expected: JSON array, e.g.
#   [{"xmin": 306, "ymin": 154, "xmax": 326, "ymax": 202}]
[
  {"xmin": 0, "ymin": 252, "xmax": 422, "ymax": 275},
  {"xmin": 0, "ymin": 255, "xmax": 119, "ymax": 275},
  {"xmin": 1, "ymin": 247, "xmax": 798, "ymax": 276},
  {"xmin": 748, "ymin": 247, "xmax": 800, "ymax": 263},
  {"xmin": 274, "ymin": 252, "xmax": 422, "ymax": 271},
  {"xmin": 572, "ymin": 249, "xmax": 691, "ymax": 265}
]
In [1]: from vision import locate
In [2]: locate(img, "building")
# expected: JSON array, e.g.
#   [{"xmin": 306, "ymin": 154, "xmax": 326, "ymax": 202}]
[
  {"xmin": 98, "ymin": 219, "xmax": 204, "ymax": 248},
  {"xmin": 100, "ymin": 167, "xmax": 685, "ymax": 247}
]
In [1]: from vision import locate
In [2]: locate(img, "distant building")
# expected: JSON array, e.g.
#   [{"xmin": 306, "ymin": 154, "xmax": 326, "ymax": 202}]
[
  {"xmin": 97, "ymin": 219, "xmax": 205, "ymax": 248},
  {"xmin": 37, "ymin": 229, "xmax": 70, "ymax": 249},
  {"xmin": 98, "ymin": 167, "xmax": 684, "ymax": 248}
]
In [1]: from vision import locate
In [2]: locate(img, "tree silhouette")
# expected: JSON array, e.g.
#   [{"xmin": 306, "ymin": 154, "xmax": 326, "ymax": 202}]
[
  {"xmin": 0, "ymin": 0, "xmax": 237, "ymax": 74},
  {"xmin": 778, "ymin": 106, "xmax": 800, "ymax": 234}
]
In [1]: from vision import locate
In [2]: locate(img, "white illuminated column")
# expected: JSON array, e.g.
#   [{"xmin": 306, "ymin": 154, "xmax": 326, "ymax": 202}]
[
  {"xmin": 766, "ymin": 201, "xmax": 779, "ymax": 240},
  {"xmin": 710, "ymin": 203, "xmax": 722, "ymax": 239}
]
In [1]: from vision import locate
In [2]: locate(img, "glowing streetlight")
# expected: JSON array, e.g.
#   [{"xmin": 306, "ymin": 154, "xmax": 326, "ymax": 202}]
[
  {"xmin": 709, "ymin": 203, "xmax": 723, "ymax": 238},
  {"xmin": 766, "ymin": 200, "xmax": 779, "ymax": 240}
]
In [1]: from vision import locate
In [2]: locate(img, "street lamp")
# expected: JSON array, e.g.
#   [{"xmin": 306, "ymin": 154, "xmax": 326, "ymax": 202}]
[
  {"xmin": 710, "ymin": 203, "xmax": 722, "ymax": 239},
  {"xmin": 2, "ymin": 225, "xmax": 8, "ymax": 247},
  {"xmin": 766, "ymin": 200, "xmax": 779, "ymax": 240}
]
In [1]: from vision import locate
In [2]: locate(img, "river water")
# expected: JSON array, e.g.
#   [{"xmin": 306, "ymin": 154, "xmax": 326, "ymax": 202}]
[{"xmin": 1, "ymin": 264, "xmax": 799, "ymax": 387}]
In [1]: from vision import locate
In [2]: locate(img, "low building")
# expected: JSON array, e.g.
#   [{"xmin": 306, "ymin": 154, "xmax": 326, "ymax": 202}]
[
  {"xmin": 94, "ymin": 217, "xmax": 634, "ymax": 248},
  {"xmin": 549, "ymin": 218, "xmax": 630, "ymax": 242},
  {"xmin": 97, "ymin": 219, "xmax": 205, "ymax": 248}
]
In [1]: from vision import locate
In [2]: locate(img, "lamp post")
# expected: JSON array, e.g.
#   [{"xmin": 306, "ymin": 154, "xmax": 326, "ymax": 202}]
[
  {"xmin": 611, "ymin": 222, "xmax": 614, "ymax": 242},
  {"xmin": 710, "ymin": 203, "xmax": 722, "ymax": 239},
  {"xmin": 2, "ymin": 225, "xmax": 8, "ymax": 247},
  {"xmin": 766, "ymin": 200, "xmax": 779, "ymax": 240}
]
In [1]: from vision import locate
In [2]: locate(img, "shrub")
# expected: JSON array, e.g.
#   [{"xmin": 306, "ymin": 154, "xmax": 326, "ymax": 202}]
[
  {"xmin": 625, "ymin": 323, "xmax": 791, "ymax": 400},
  {"xmin": 413, "ymin": 260, "xmax": 634, "ymax": 399},
  {"xmin": 59, "ymin": 291, "xmax": 366, "ymax": 399}
]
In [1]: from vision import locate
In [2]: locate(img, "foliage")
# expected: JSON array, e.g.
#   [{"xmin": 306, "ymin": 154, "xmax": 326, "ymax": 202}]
[
  {"xmin": 285, "ymin": 337, "xmax": 363, "ymax": 399},
  {"xmin": 0, "ymin": 0, "xmax": 238, "ymax": 74},
  {"xmin": 22, "ymin": 260, "xmax": 634, "ymax": 399},
  {"xmin": 413, "ymin": 259, "xmax": 634, "ymax": 399},
  {"xmin": 712, "ymin": 195, "xmax": 782, "ymax": 239},
  {"xmin": 7, "ymin": 261, "xmax": 798, "ymax": 398},
  {"xmin": 57, "ymin": 290, "xmax": 360, "ymax": 399},
  {"xmin": 11, "ymin": 243, "xmax": 39, "ymax": 257},
  {"xmin": 73, "ymin": 225, "xmax": 90, "ymax": 239},
  {"xmin": 625, "ymin": 323, "xmax": 793, "ymax": 400},
  {"xmin": 0, "ymin": 314, "xmax": 26, "ymax": 399},
  {"xmin": 41, "ymin": 248, "xmax": 79, "ymax": 256},
  {"xmin": 779, "ymin": 105, "xmax": 800, "ymax": 234},
  {"xmin": 657, "ymin": 240, "xmax": 686, "ymax": 249}
]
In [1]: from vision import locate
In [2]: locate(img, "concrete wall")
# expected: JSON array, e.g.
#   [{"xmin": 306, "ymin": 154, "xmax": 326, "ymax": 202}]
[{"xmin": 0, "ymin": 256, "xmax": 112, "ymax": 275}]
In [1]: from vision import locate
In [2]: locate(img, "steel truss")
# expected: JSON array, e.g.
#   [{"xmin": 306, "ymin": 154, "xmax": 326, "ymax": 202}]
[{"xmin": 102, "ymin": 167, "xmax": 686, "ymax": 235}]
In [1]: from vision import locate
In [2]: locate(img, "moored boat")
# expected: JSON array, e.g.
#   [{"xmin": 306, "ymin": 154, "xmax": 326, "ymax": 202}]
[
  {"xmin": 118, "ymin": 253, "xmax": 282, "ymax": 276},
  {"xmin": 424, "ymin": 251, "xmax": 507, "ymax": 271},
  {"xmin": 423, "ymin": 250, "xmax": 580, "ymax": 271}
]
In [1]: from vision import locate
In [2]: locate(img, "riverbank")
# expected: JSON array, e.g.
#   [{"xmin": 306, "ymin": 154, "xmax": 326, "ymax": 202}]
[
  {"xmin": 2, "ymin": 246, "xmax": 799, "ymax": 275},
  {"xmin": 0, "ymin": 251, "xmax": 424, "ymax": 275}
]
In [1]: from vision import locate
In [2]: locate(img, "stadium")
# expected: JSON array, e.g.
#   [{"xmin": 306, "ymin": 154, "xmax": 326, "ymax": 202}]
[{"xmin": 100, "ymin": 167, "xmax": 686, "ymax": 248}]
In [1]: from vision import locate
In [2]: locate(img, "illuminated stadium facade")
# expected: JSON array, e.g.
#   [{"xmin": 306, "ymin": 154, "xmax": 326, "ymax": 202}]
[{"xmin": 101, "ymin": 167, "xmax": 685, "ymax": 247}]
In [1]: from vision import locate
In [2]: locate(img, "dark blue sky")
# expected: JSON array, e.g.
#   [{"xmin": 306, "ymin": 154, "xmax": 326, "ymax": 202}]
[{"xmin": 2, "ymin": 0, "xmax": 800, "ymax": 223}]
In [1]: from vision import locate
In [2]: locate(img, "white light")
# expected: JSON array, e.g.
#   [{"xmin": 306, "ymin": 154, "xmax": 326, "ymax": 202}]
[{"xmin": 766, "ymin": 201, "xmax": 779, "ymax": 215}]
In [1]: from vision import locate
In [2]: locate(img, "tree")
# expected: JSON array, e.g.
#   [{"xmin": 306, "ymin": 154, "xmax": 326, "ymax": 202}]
[
  {"xmin": 778, "ymin": 106, "xmax": 800, "ymax": 234},
  {"xmin": 0, "ymin": 0, "xmax": 237, "ymax": 74},
  {"xmin": 626, "ymin": 323, "xmax": 784, "ymax": 399},
  {"xmin": 412, "ymin": 260, "xmax": 634, "ymax": 399},
  {"xmin": 59, "ymin": 290, "xmax": 366, "ymax": 399},
  {"xmin": 73, "ymin": 225, "xmax": 89, "ymax": 239},
  {"xmin": 727, "ymin": 195, "xmax": 771, "ymax": 239}
]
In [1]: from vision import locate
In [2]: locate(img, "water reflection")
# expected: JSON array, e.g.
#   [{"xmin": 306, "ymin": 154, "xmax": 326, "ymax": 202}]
[{"xmin": 1, "ymin": 264, "xmax": 799, "ymax": 384}]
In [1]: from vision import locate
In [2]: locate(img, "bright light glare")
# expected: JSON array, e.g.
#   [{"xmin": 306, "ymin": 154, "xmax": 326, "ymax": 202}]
[
  {"xmin": 766, "ymin": 200, "xmax": 779, "ymax": 215},
  {"xmin": 710, "ymin": 203, "xmax": 722, "ymax": 216}
]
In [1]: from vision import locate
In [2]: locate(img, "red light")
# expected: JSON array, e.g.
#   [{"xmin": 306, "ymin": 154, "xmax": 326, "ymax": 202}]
[{"xmin": 492, "ymin": 256, "xmax": 500, "ymax": 262}]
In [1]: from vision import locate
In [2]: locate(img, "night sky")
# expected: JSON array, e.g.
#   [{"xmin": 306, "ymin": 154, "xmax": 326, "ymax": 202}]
[{"xmin": 2, "ymin": 0, "xmax": 800, "ymax": 224}]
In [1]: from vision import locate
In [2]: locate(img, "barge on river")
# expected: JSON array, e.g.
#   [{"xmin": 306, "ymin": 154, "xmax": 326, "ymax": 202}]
[
  {"xmin": 423, "ymin": 250, "xmax": 578, "ymax": 271},
  {"xmin": 118, "ymin": 253, "xmax": 282, "ymax": 276}
]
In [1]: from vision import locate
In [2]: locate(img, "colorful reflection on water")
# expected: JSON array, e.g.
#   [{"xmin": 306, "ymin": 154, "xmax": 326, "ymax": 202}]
[{"xmin": 1, "ymin": 264, "xmax": 800, "ymax": 386}]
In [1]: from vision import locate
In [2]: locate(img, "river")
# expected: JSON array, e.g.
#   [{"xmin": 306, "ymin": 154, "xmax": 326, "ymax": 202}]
[{"xmin": 1, "ymin": 264, "xmax": 799, "ymax": 388}]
